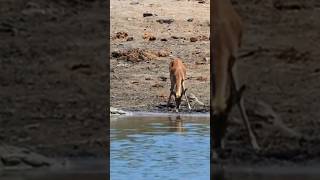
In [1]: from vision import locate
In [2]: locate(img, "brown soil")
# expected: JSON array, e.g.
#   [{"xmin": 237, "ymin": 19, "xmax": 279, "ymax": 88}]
[{"xmin": 111, "ymin": 0, "xmax": 320, "ymax": 165}]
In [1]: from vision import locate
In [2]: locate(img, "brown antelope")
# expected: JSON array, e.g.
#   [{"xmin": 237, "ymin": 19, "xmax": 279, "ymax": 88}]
[
  {"xmin": 211, "ymin": 0, "xmax": 260, "ymax": 156},
  {"xmin": 167, "ymin": 58, "xmax": 191, "ymax": 112}
]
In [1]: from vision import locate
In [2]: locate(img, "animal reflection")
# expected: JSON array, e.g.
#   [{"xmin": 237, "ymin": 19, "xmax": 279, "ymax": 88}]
[{"xmin": 168, "ymin": 115, "xmax": 185, "ymax": 133}]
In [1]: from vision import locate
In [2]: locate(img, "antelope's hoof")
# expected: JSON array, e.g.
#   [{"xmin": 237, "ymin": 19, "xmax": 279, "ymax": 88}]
[
  {"xmin": 211, "ymin": 150, "xmax": 218, "ymax": 163},
  {"xmin": 252, "ymin": 142, "xmax": 261, "ymax": 152}
]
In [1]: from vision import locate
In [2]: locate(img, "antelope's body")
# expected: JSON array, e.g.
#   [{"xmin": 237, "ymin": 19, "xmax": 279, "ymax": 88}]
[
  {"xmin": 211, "ymin": 0, "xmax": 259, "ymax": 156},
  {"xmin": 167, "ymin": 58, "xmax": 191, "ymax": 112}
]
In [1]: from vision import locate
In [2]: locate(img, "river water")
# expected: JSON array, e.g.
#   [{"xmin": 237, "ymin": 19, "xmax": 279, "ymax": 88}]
[{"xmin": 110, "ymin": 113, "xmax": 210, "ymax": 180}]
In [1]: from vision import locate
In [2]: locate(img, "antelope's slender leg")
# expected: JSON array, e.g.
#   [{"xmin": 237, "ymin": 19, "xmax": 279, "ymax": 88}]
[
  {"xmin": 230, "ymin": 62, "xmax": 260, "ymax": 151},
  {"xmin": 212, "ymin": 52, "xmax": 230, "ymax": 152},
  {"xmin": 167, "ymin": 82, "xmax": 175, "ymax": 109},
  {"xmin": 182, "ymin": 82, "xmax": 192, "ymax": 110}
]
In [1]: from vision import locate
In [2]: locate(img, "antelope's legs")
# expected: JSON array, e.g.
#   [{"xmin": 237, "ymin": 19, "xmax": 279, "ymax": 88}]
[
  {"xmin": 230, "ymin": 62, "xmax": 260, "ymax": 151},
  {"xmin": 167, "ymin": 83, "xmax": 175, "ymax": 109},
  {"xmin": 182, "ymin": 82, "xmax": 192, "ymax": 110},
  {"xmin": 212, "ymin": 53, "xmax": 230, "ymax": 152}
]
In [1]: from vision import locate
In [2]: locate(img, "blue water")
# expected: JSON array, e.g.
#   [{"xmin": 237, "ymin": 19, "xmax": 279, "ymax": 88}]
[{"xmin": 110, "ymin": 114, "xmax": 210, "ymax": 180}]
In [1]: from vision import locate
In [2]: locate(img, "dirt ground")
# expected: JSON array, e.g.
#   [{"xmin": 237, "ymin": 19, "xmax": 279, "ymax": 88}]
[
  {"xmin": 0, "ymin": 0, "xmax": 108, "ymax": 168},
  {"xmin": 110, "ymin": 0, "xmax": 210, "ymax": 112},
  {"xmin": 111, "ymin": 0, "xmax": 320, "ymax": 166}
]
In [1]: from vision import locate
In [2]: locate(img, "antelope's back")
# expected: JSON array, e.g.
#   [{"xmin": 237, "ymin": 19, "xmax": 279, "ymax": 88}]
[{"xmin": 169, "ymin": 58, "xmax": 187, "ymax": 79}]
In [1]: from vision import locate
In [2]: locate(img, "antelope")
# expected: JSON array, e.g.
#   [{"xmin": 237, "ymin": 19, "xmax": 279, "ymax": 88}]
[
  {"xmin": 211, "ymin": 0, "xmax": 260, "ymax": 156},
  {"xmin": 167, "ymin": 58, "xmax": 191, "ymax": 112}
]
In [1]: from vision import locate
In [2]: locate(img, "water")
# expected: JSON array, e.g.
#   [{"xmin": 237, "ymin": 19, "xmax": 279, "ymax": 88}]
[
  {"xmin": 110, "ymin": 113, "xmax": 210, "ymax": 180},
  {"xmin": 2, "ymin": 113, "xmax": 320, "ymax": 180}
]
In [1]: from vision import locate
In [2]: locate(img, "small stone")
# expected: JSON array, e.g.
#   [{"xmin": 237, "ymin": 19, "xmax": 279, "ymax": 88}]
[
  {"xmin": 143, "ymin": 32, "xmax": 156, "ymax": 41},
  {"xmin": 127, "ymin": 37, "xmax": 134, "ymax": 41},
  {"xmin": 152, "ymin": 83, "xmax": 164, "ymax": 88},
  {"xmin": 110, "ymin": 107, "xmax": 127, "ymax": 115},
  {"xmin": 159, "ymin": 76, "xmax": 167, "ymax": 81},
  {"xmin": 190, "ymin": 37, "xmax": 198, "ymax": 42},
  {"xmin": 149, "ymin": 36, "xmax": 156, "ymax": 41},
  {"xmin": 143, "ymin": 13, "xmax": 153, "ymax": 17},
  {"xmin": 196, "ymin": 76, "xmax": 208, "ymax": 81},
  {"xmin": 130, "ymin": 1, "xmax": 139, "ymax": 5},
  {"xmin": 187, "ymin": 18, "xmax": 194, "ymax": 22},
  {"xmin": 156, "ymin": 19, "xmax": 174, "ymax": 24},
  {"xmin": 158, "ymin": 50, "xmax": 170, "ymax": 57}
]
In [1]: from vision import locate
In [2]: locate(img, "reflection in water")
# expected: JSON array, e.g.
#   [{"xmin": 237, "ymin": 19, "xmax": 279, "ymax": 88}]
[
  {"xmin": 168, "ymin": 115, "xmax": 185, "ymax": 133},
  {"xmin": 111, "ymin": 114, "xmax": 210, "ymax": 180}
]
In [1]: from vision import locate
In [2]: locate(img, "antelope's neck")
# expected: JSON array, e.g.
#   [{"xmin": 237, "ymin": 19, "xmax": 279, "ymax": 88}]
[{"xmin": 213, "ymin": 0, "xmax": 234, "ymax": 19}]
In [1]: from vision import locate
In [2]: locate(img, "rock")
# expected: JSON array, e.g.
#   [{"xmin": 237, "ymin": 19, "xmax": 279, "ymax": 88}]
[
  {"xmin": 112, "ymin": 48, "xmax": 159, "ymax": 62},
  {"xmin": 152, "ymin": 83, "xmax": 164, "ymax": 88},
  {"xmin": 157, "ymin": 50, "xmax": 170, "ymax": 57},
  {"xmin": 160, "ymin": 38, "xmax": 168, "ymax": 41},
  {"xmin": 187, "ymin": 18, "xmax": 194, "ymax": 22},
  {"xmin": 190, "ymin": 37, "xmax": 198, "ymax": 42},
  {"xmin": 110, "ymin": 107, "xmax": 127, "ymax": 115},
  {"xmin": 197, "ymin": 35, "xmax": 209, "ymax": 41},
  {"xmin": 156, "ymin": 19, "xmax": 174, "ymax": 24},
  {"xmin": 127, "ymin": 37, "xmax": 134, "ymax": 41},
  {"xmin": 25, "ymin": 2, "xmax": 41, "ymax": 9},
  {"xmin": 143, "ymin": 32, "xmax": 156, "ymax": 41},
  {"xmin": 143, "ymin": 13, "xmax": 153, "ymax": 17},
  {"xmin": 188, "ymin": 93, "xmax": 204, "ymax": 106},
  {"xmin": 22, "ymin": 9, "xmax": 46, "ymax": 16},
  {"xmin": 195, "ymin": 61, "xmax": 205, "ymax": 65},
  {"xmin": 130, "ymin": 1, "xmax": 139, "ymax": 5},
  {"xmin": 111, "ymin": 51, "xmax": 122, "ymax": 58},
  {"xmin": 0, "ymin": 144, "xmax": 56, "ymax": 169},
  {"xmin": 1, "ymin": 156, "xmax": 21, "ymax": 166},
  {"xmin": 113, "ymin": 31, "xmax": 128, "ymax": 39},
  {"xmin": 149, "ymin": 36, "xmax": 156, "ymax": 41},
  {"xmin": 22, "ymin": 154, "xmax": 51, "ymax": 167},
  {"xmin": 196, "ymin": 76, "xmax": 208, "ymax": 81},
  {"xmin": 159, "ymin": 76, "xmax": 167, "ymax": 81}
]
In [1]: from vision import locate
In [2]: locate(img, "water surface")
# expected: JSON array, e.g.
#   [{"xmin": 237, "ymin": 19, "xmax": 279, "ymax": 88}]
[{"xmin": 110, "ymin": 113, "xmax": 210, "ymax": 180}]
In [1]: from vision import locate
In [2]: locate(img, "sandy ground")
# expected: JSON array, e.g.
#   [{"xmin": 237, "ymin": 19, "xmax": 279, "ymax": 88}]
[
  {"xmin": 111, "ymin": 0, "xmax": 320, "ymax": 165},
  {"xmin": 110, "ymin": 0, "xmax": 210, "ymax": 112},
  {"xmin": 0, "ymin": 0, "xmax": 108, "ymax": 168}
]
